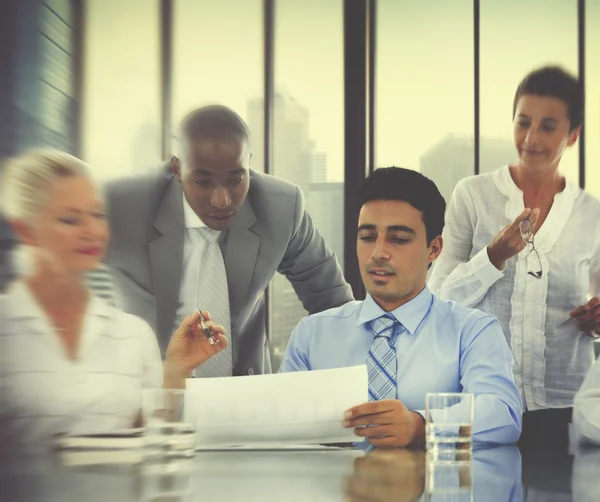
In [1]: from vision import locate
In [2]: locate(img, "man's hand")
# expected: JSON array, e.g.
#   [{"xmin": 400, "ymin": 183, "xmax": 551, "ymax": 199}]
[
  {"xmin": 343, "ymin": 399, "xmax": 426, "ymax": 448},
  {"xmin": 487, "ymin": 208, "xmax": 539, "ymax": 271},
  {"xmin": 164, "ymin": 310, "xmax": 228, "ymax": 378},
  {"xmin": 570, "ymin": 297, "xmax": 600, "ymax": 337}
]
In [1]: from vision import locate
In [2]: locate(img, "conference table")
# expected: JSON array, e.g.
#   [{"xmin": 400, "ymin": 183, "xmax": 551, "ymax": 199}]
[{"xmin": 1, "ymin": 443, "xmax": 598, "ymax": 501}]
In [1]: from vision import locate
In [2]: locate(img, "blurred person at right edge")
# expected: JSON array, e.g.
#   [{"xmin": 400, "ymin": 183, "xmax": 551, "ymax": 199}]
[{"xmin": 429, "ymin": 66, "xmax": 600, "ymax": 455}]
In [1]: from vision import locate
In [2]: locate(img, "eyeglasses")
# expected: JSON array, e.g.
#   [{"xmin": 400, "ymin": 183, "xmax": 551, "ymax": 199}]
[{"xmin": 519, "ymin": 218, "xmax": 542, "ymax": 279}]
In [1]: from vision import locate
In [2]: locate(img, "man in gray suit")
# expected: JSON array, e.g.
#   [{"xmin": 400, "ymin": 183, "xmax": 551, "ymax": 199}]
[{"xmin": 103, "ymin": 105, "xmax": 353, "ymax": 377}]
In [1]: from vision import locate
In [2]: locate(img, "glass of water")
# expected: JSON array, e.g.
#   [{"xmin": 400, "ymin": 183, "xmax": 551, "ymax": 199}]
[
  {"xmin": 142, "ymin": 389, "xmax": 196, "ymax": 460},
  {"xmin": 425, "ymin": 393, "xmax": 474, "ymax": 460}
]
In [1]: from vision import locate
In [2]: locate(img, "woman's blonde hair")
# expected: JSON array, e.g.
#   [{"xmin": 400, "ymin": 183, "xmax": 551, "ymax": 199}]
[{"xmin": 1, "ymin": 149, "xmax": 91, "ymax": 223}]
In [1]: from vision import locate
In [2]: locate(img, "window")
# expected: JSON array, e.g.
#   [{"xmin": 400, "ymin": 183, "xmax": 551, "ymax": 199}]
[
  {"xmin": 586, "ymin": 0, "xmax": 600, "ymax": 198},
  {"xmin": 82, "ymin": 0, "xmax": 161, "ymax": 179},
  {"xmin": 171, "ymin": 0, "xmax": 263, "ymax": 162},
  {"xmin": 480, "ymin": 0, "xmax": 579, "ymax": 182},
  {"xmin": 270, "ymin": 0, "xmax": 344, "ymax": 371},
  {"xmin": 376, "ymin": 0, "xmax": 474, "ymax": 204}
]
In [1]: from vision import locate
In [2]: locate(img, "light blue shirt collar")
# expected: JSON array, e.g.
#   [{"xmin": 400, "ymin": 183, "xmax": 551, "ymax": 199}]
[{"xmin": 356, "ymin": 285, "xmax": 433, "ymax": 335}]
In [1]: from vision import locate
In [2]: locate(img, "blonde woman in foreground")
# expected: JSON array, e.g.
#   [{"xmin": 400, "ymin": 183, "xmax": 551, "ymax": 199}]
[{"xmin": 0, "ymin": 149, "xmax": 227, "ymax": 444}]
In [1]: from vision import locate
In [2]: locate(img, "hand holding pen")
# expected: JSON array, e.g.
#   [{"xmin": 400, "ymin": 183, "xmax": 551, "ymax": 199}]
[{"xmin": 164, "ymin": 310, "xmax": 228, "ymax": 376}]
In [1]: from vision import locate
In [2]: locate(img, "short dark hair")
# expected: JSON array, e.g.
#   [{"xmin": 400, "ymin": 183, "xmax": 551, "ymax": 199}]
[
  {"xmin": 179, "ymin": 105, "xmax": 251, "ymax": 145},
  {"xmin": 512, "ymin": 66, "xmax": 583, "ymax": 132},
  {"xmin": 359, "ymin": 167, "xmax": 446, "ymax": 244}
]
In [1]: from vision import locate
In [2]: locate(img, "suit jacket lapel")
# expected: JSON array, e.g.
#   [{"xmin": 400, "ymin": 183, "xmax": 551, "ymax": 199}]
[
  {"xmin": 225, "ymin": 201, "xmax": 259, "ymax": 328},
  {"xmin": 149, "ymin": 178, "xmax": 184, "ymax": 352}
]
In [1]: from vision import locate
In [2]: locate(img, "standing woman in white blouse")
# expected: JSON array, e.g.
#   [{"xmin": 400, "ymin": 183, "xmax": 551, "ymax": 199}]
[
  {"xmin": 429, "ymin": 66, "xmax": 600, "ymax": 453},
  {"xmin": 0, "ymin": 149, "xmax": 227, "ymax": 445}
]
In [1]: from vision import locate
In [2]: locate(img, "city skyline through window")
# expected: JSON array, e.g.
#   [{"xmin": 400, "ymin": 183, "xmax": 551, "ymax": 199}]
[{"xmin": 79, "ymin": 0, "xmax": 599, "ymax": 372}]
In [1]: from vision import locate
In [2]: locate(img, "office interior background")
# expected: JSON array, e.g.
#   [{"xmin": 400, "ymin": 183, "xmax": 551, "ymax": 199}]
[{"xmin": 0, "ymin": 0, "xmax": 598, "ymax": 370}]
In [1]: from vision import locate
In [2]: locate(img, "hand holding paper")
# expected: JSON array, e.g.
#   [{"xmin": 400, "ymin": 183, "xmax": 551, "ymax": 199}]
[{"xmin": 344, "ymin": 399, "xmax": 426, "ymax": 447}]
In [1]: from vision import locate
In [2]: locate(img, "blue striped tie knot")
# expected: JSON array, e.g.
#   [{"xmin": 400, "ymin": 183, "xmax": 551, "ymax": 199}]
[{"xmin": 372, "ymin": 313, "xmax": 397, "ymax": 343}]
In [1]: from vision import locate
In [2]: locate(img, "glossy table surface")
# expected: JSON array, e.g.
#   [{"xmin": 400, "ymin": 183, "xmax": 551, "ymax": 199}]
[{"xmin": 1, "ymin": 444, "xmax": 598, "ymax": 502}]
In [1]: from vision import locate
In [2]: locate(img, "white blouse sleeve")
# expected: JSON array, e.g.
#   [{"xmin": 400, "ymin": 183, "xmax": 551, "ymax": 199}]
[
  {"xmin": 429, "ymin": 179, "xmax": 505, "ymax": 308},
  {"xmin": 574, "ymin": 357, "xmax": 600, "ymax": 445},
  {"xmin": 588, "ymin": 226, "xmax": 600, "ymax": 299},
  {"xmin": 138, "ymin": 319, "xmax": 163, "ymax": 389}
]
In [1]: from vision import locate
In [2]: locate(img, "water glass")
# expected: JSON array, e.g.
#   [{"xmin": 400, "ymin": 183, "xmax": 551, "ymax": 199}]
[
  {"xmin": 142, "ymin": 389, "xmax": 196, "ymax": 460},
  {"xmin": 425, "ymin": 393, "xmax": 474, "ymax": 459}
]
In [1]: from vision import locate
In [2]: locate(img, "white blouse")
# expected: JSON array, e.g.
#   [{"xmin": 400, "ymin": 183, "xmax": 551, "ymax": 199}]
[
  {"xmin": 0, "ymin": 280, "xmax": 163, "ymax": 444},
  {"xmin": 429, "ymin": 165, "xmax": 600, "ymax": 411}
]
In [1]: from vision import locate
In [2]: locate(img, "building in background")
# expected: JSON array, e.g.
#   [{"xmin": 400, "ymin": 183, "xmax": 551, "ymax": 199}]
[
  {"xmin": 248, "ymin": 90, "xmax": 313, "ymax": 187},
  {"xmin": 307, "ymin": 182, "xmax": 344, "ymax": 269},
  {"xmin": 311, "ymin": 150, "xmax": 328, "ymax": 183},
  {"xmin": 479, "ymin": 136, "xmax": 518, "ymax": 174},
  {"xmin": 130, "ymin": 117, "xmax": 162, "ymax": 174},
  {"xmin": 420, "ymin": 133, "xmax": 515, "ymax": 204}
]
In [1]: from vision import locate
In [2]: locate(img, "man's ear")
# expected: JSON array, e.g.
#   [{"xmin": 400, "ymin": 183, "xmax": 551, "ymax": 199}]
[
  {"xmin": 427, "ymin": 235, "xmax": 443, "ymax": 266},
  {"xmin": 170, "ymin": 156, "xmax": 182, "ymax": 183},
  {"xmin": 10, "ymin": 219, "xmax": 35, "ymax": 247}
]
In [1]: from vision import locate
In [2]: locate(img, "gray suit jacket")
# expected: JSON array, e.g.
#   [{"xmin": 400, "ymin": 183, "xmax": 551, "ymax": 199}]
[{"xmin": 102, "ymin": 165, "xmax": 353, "ymax": 375}]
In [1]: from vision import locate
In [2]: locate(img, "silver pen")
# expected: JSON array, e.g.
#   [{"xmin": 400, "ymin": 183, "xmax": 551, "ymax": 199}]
[{"xmin": 196, "ymin": 309, "xmax": 215, "ymax": 345}]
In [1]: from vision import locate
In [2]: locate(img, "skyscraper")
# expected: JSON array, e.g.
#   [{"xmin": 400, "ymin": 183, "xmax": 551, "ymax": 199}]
[
  {"xmin": 248, "ymin": 90, "xmax": 312, "ymax": 187},
  {"xmin": 307, "ymin": 182, "xmax": 344, "ymax": 270}
]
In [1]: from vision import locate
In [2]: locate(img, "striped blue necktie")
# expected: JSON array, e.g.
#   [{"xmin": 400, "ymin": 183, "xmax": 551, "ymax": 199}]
[
  {"xmin": 357, "ymin": 313, "xmax": 401, "ymax": 452},
  {"xmin": 367, "ymin": 313, "xmax": 400, "ymax": 402}
]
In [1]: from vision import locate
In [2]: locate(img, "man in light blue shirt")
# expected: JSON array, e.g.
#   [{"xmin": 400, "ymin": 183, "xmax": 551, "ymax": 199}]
[{"xmin": 280, "ymin": 167, "xmax": 522, "ymax": 448}]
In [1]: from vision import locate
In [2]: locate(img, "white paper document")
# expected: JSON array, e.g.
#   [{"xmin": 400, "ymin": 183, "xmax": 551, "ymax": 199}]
[{"xmin": 185, "ymin": 365, "xmax": 368, "ymax": 448}]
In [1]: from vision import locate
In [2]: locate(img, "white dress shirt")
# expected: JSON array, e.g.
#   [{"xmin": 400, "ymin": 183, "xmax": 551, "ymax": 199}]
[
  {"xmin": 0, "ymin": 281, "xmax": 163, "ymax": 444},
  {"xmin": 174, "ymin": 195, "xmax": 213, "ymax": 333},
  {"xmin": 430, "ymin": 165, "xmax": 600, "ymax": 411},
  {"xmin": 573, "ymin": 356, "xmax": 600, "ymax": 444}
]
